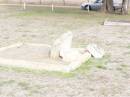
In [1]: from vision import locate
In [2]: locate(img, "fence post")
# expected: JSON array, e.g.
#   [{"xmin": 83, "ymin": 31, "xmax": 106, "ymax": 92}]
[
  {"xmin": 128, "ymin": 0, "xmax": 130, "ymax": 9},
  {"xmin": 40, "ymin": 0, "xmax": 42, "ymax": 4},
  {"xmin": 23, "ymin": 0, "xmax": 26, "ymax": 10},
  {"xmin": 63, "ymin": 0, "xmax": 65, "ymax": 5},
  {"xmin": 51, "ymin": 0, "xmax": 53, "ymax": 12},
  {"xmin": 87, "ymin": 0, "xmax": 90, "ymax": 12}
]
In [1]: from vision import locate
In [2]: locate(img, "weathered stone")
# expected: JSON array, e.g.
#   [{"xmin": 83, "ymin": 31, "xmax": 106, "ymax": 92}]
[
  {"xmin": 50, "ymin": 46, "xmax": 60, "ymax": 60},
  {"xmin": 60, "ymin": 48, "xmax": 91, "ymax": 62},
  {"xmin": 104, "ymin": 20, "xmax": 130, "ymax": 26},
  {"xmin": 60, "ymin": 48, "xmax": 80, "ymax": 62},
  {"xmin": 50, "ymin": 31, "xmax": 93, "ymax": 63},
  {"xmin": 50, "ymin": 31, "xmax": 73, "ymax": 59},
  {"xmin": 86, "ymin": 44, "xmax": 105, "ymax": 59}
]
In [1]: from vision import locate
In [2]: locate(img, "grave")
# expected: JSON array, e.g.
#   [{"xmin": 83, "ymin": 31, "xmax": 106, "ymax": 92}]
[
  {"xmin": 104, "ymin": 19, "xmax": 130, "ymax": 26},
  {"xmin": 0, "ymin": 32, "xmax": 91, "ymax": 72}
]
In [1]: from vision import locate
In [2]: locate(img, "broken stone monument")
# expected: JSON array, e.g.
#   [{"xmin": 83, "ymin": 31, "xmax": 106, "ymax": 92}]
[
  {"xmin": 0, "ymin": 32, "xmax": 104, "ymax": 72},
  {"xmin": 50, "ymin": 31, "xmax": 72, "ymax": 60}
]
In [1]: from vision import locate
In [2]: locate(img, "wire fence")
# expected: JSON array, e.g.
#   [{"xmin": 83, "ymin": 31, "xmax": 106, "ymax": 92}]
[
  {"xmin": 0, "ymin": 0, "xmax": 88, "ymax": 11},
  {"xmin": 0, "ymin": 0, "xmax": 87, "ymax": 6},
  {"xmin": 0, "ymin": 0, "xmax": 129, "ymax": 10}
]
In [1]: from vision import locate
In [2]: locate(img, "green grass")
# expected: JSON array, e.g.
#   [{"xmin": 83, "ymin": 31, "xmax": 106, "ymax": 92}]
[
  {"xmin": 6, "ymin": 6, "xmax": 129, "ymax": 24},
  {"xmin": 0, "ymin": 6, "xmax": 121, "ymax": 78},
  {"xmin": 18, "ymin": 81, "xmax": 42, "ymax": 95},
  {"xmin": 0, "ymin": 79, "xmax": 15, "ymax": 86},
  {"xmin": 14, "ymin": 6, "xmax": 130, "ymax": 19},
  {"xmin": 18, "ymin": 81, "xmax": 30, "ymax": 90},
  {"xmin": 117, "ymin": 64, "xmax": 130, "ymax": 75},
  {"xmin": 4, "ymin": 6, "xmax": 130, "ymax": 38},
  {"xmin": 0, "ymin": 55, "xmax": 109, "ymax": 78},
  {"xmin": 8, "ymin": 6, "xmax": 129, "ymax": 40},
  {"xmin": 127, "ymin": 45, "xmax": 130, "ymax": 49},
  {"xmin": 126, "ymin": 45, "xmax": 130, "ymax": 54},
  {"xmin": 72, "ymin": 55, "xmax": 109, "ymax": 73}
]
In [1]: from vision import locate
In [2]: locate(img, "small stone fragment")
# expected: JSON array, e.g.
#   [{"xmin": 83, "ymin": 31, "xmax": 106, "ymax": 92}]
[{"xmin": 86, "ymin": 44, "xmax": 105, "ymax": 59}]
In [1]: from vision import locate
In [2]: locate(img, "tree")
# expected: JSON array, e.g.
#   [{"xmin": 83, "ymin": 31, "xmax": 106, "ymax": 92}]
[
  {"xmin": 101, "ymin": 0, "xmax": 114, "ymax": 13},
  {"xmin": 121, "ymin": 0, "xmax": 129, "ymax": 14},
  {"xmin": 101, "ymin": 0, "xmax": 129, "ymax": 14}
]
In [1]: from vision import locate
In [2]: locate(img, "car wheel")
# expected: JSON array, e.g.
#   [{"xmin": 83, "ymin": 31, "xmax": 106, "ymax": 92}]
[{"xmin": 85, "ymin": 5, "xmax": 91, "ymax": 10}]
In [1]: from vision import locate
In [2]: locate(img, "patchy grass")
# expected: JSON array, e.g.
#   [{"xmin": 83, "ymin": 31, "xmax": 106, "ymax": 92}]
[
  {"xmin": 126, "ymin": 45, "xmax": 130, "ymax": 54},
  {"xmin": 5, "ymin": 6, "xmax": 130, "ymax": 27},
  {"xmin": 18, "ymin": 81, "xmax": 30, "ymax": 90},
  {"xmin": 0, "ymin": 55, "xmax": 109, "ymax": 78},
  {"xmin": 13, "ymin": 6, "xmax": 130, "ymax": 20},
  {"xmin": 117, "ymin": 64, "xmax": 130, "ymax": 74},
  {"xmin": 127, "ymin": 45, "xmax": 130, "ymax": 49},
  {"xmin": 0, "ymin": 79, "xmax": 15, "ymax": 86},
  {"xmin": 0, "ymin": 6, "xmax": 113, "ymax": 78},
  {"xmin": 72, "ymin": 55, "xmax": 109, "ymax": 74},
  {"xmin": 18, "ymin": 81, "xmax": 42, "ymax": 96}
]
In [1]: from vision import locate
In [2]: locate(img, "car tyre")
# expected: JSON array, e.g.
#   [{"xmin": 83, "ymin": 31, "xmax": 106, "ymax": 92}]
[{"xmin": 85, "ymin": 5, "xmax": 91, "ymax": 10}]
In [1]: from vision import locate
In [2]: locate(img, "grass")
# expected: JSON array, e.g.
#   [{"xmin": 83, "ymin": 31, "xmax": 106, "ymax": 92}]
[
  {"xmin": 6, "ymin": 6, "xmax": 130, "ymax": 25},
  {"xmin": 8, "ymin": 6, "xmax": 130, "ymax": 43},
  {"xmin": 18, "ymin": 81, "xmax": 30, "ymax": 90},
  {"xmin": 0, "ymin": 79, "xmax": 15, "ymax": 86},
  {"xmin": 0, "ymin": 55, "xmax": 109, "ymax": 78},
  {"xmin": 3, "ymin": 6, "xmax": 130, "ymax": 40},
  {"xmin": 18, "ymin": 81, "xmax": 42, "ymax": 95},
  {"xmin": 117, "ymin": 64, "xmax": 130, "ymax": 74},
  {"xmin": 127, "ymin": 45, "xmax": 130, "ymax": 49},
  {"xmin": 72, "ymin": 55, "xmax": 109, "ymax": 73},
  {"xmin": 126, "ymin": 45, "xmax": 130, "ymax": 54},
  {"xmin": 0, "ymin": 6, "xmax": 123, "ymax": 78},
  {"xmin": 14, "ymin": 6, "xmax": 130, "ymax": 19}
]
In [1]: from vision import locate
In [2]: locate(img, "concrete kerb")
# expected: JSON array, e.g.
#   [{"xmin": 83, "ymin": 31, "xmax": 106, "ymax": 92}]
[
  {"xmin": 0, "ymin": 43, "xmax": 90, "ymax": 72},
  {"xmin": 104, "ymin": 19, "xmax": 130, "ymax": 26}
]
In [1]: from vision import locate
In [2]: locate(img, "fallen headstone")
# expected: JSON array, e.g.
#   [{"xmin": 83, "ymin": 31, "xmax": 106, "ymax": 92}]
[
  {"xmin": 60, "ymin": 48, "xmax": 91, "ymax": 62},
  {"xmin": 0, "ymin": 31, "xmax": 105, "ymax": 72},
  {"xmin": 50, "ymin": 31, "xmax": 91, "ymax": 62},
  {"xmin": 50, "ymin": 31, "xmax": 72, "ymax": 60}
]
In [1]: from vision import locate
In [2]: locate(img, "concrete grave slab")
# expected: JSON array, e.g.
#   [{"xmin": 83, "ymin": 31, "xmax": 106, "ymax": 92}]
[
  {"xmin": 104, "ymin": 20, "xmax": 130, "ymax": 26},
  {"xmin": 0, "ymin": 43, "xmax": 91, "ymax": 72}
]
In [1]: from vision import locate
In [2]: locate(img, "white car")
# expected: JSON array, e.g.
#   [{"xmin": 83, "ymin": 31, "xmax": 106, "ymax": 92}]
[
  {"xmin": 81, "ymin": 0, "xmax": 122, "ymax": 11},
  {"xmin": 81, "ymin": 0, "xmax": 103, "ymax": 10}
]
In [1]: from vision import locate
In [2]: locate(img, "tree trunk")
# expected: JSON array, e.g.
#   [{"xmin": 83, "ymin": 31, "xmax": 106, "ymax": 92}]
[
  {"xmin": 63, "ymin": 0, "xmax": 65, "ymax": 5},
  {"xmin": 121, "ymin": 0, "xmax": 128, "ymax": 14},
  {"xmin": 101, "ymin": 0, "xmax": 114, "ymax": 13},
  {"xmin": 40, "ymin": 0, "xmax": 42, "ymax": 4}
]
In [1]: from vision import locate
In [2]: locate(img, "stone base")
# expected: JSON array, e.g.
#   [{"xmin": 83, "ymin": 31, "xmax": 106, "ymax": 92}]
[
  {"xmin": 0, "ymin": 43, "xmax": 91, "ymax": 72},
  {"xmin": 104, "ymin": 20, "xmax": 130, "ymax": 26}
]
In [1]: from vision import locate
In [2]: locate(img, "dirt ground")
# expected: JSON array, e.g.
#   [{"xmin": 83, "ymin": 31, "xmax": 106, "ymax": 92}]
[{"xmin": 0, "ymin": 6, "xmax": 130, "ymax": 97}]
